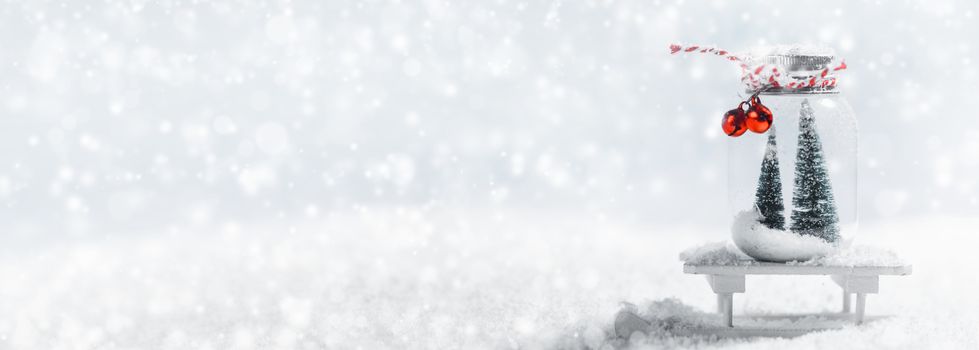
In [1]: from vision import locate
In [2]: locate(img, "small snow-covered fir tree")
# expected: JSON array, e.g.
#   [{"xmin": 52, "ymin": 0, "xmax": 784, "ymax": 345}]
[
  {"xmin": 790, "ymin": 99, "xmax": 840, "ymax": 242},
  {"xmin": 754, "ymin": 130, "xmax": 785, "ymax": 230}
]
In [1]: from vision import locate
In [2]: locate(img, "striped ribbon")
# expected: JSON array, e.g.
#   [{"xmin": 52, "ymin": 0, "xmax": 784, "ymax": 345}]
[{"xmin": 668, "ymin": 44, "xmax": 847, "ymax": 92}]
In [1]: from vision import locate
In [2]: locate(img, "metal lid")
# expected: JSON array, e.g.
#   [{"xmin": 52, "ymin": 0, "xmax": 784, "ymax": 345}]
[
  {"xmin": 747, "ymin": 46, "xmax": 840, "ymax": 95},
  {"xmin": 761, "ymin": 54, "xmax": 834, "ymax": 75}
]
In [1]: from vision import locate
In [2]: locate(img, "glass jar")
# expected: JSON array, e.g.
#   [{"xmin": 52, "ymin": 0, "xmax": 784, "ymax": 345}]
[{"xmin": 728, "ymin": 54, "xmax": 857, "ymax": 262}]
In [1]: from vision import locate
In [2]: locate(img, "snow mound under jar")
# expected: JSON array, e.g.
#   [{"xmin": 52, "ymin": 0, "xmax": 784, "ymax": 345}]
[{"xmin": 731, "ymin": 209, "xmax": 834, "ymax": 262}]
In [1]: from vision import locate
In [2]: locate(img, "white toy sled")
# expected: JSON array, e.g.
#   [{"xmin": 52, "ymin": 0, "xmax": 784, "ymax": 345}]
[{"xmin": 615, "ymin": 244, "xmax": 911, "ymax": 339}]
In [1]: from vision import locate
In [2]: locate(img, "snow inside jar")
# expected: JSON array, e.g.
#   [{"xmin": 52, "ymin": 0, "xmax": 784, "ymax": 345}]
[{"xmin": 727, "ymin": 50, "xmax": 857, "ymax": 262}]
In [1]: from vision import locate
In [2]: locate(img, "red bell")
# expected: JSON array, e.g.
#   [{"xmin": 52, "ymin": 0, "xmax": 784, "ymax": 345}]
[
  {"xmin": 746, "ymin": 95, "xmax": 774, "ymax": 133},
  {"xmin": 722, "ymin": 104, "xmax": 748, "ymax": 137}
]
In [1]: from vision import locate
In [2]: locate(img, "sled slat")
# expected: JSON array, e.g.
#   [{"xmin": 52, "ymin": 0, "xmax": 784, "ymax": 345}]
[{"xmin": 684, "ymin": 263, "xmax": 911, "ymax": 276}]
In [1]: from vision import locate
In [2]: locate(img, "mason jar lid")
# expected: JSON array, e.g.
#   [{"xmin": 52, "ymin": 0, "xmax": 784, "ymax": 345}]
[
  {"xmin": 763, "ymin": 54, "xmax": 834, "ymax": 74},
  {"xmin": 747, "ymin": 46, "xmax": 840, "ymax": 95}
]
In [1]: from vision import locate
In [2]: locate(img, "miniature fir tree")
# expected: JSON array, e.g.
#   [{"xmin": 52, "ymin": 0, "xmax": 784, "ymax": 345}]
[
  {"xmin": 789, "ymin": 99, "xmax": 840, "ymax": 242},
  {"xmin": 754, "ymin": 130, "xmax": 785, "ymax": 230}
]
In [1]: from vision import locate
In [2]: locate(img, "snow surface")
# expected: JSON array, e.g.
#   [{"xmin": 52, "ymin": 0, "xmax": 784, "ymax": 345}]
[
  {"xmin": 679, "ymin": 241, "xmax": 753, "ymax": 266},
  {"xmin": 682, "ymin": 234, "xmax": 906, "ymax": 268},
  {"xmin": 730, "ymin": 210, "xmax": 835, "ymax": 263},
  {"xmin": 793, "ymin": 245, "xmax": 907, "ymax": 268},
  {"xmin": 2, "ymin": 211, "xmax": 977, "ymax": 349}
]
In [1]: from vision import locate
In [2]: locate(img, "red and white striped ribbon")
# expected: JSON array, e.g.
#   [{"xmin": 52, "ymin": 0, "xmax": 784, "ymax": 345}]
[{"xmin": 668, "ymin": 44, "xmax": 847, "ymax": 92}]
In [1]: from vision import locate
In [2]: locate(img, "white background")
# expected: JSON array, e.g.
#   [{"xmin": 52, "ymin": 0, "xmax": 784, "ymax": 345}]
[{"xmin": 0, "ymin": 0, "xmax": 977, "ymax": 348}]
